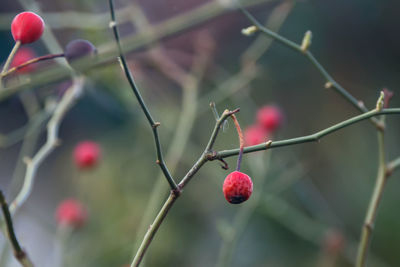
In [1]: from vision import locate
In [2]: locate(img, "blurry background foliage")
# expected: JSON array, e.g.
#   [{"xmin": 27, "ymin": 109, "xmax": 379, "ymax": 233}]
[{"xmin": 0, "ymin": 0, "xmax": 399, "ymax": 266}]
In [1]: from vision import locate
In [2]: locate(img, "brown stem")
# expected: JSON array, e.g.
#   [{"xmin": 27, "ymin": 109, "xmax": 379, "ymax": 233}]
[
  {"xmin": 230, "ymin": 114, "xmax": 244, "ymax": 171},
  {"xmin": 1, "ymin": 53, "xmax": 65, "ymax": 78}
]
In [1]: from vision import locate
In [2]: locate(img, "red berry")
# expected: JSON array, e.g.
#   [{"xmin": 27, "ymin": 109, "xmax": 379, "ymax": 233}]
[
  {"xmin": 73, "ymin": 141, "xmax": 101, "ymax": 169},
  {"xmin": 256, "ymin": 105, "xmax": 283, "ymax": 131},
  {"xmin": 10, "ymin": 47, "xmax": 36, "ymax": 73},
  {"xmin": 223, "ymin": 171, "xmax": 253, "ymax": 204},
  {"xmin": 323, "ymin": 229, "xmax": 345, "ymax": 255},
  {"xmin": 11, "ymin": 12, "xmax": 44, "ymax": 44},
  {"xmin": 55, "ymin": 199, "xmax": 87, "ymax": 228},
  {"xmin": 244, "ymin": 124, "xmax": 269, "ymax": 146}
]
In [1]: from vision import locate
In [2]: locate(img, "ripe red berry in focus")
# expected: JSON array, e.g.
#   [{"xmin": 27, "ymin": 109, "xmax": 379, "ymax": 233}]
[
  {"xmin": 256, "ymin": 105, "xmax": 283, "ymax": 131},
  {"xmin": 55, "ymin": 199, "xmax": 87, "ymax": 228},
  {"xmin": 10, "ymin": 47, "xmax": 36, "ymax": 73},
  {"xmin": 73, "ymin": 141, "xmax": 101, "ymax": 169},
  {"xmin": 244, "ymin": 124, "xmax": 268, "ymax": 146},
  {"xmin": 11, "ymin": 12, "xmax": 44, "ymax": 44},
  {"xmin": 223, "ymin": 171, "xmax": 253, "ymax": 204}
]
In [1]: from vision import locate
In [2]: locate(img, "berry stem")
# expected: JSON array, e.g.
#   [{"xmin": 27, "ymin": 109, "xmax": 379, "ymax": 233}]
[
  {"xmin": 0, "ymin": 41, "xmax": 21, "ymax": 86},
  {"xmin": 230, "ymin": 114, "xmax": 244, "ymax": 171},
  {"xmin": 1, "ymin": 53, "xmax": 65, "ymax": 78}
]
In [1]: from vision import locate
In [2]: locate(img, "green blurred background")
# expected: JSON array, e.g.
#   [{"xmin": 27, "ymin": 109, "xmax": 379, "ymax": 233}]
[{"xmin": 0, "ymin": 0, "xmax": 399, "ymax": 266}]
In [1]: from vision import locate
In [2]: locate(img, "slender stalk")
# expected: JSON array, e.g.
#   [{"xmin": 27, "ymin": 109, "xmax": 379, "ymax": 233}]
[
  {"xmin": 1, "ymin": 41, "xmax": 21, "ymax": 74},
  {"xmin": 204, "ymin": 109, "xmax": 240, "ymax": 154},
  {"xmin": 108, "ymin": 0, "xmax": 178, "ymax": 191},
  {"xmin": 213, "ymin": 108, "xmax": 400, "ymax": 159},
  {"xmin": 131, "ymin": 24, "xmax": 209, "ymax": 260},
  {"xmin": 386, "ymin": 156, "xmax": 400, "ymax": 176},
  {"xmin": 0, "ymin": 41, "xmax": 21, "ymax": 86},
  {"xmin": 238, "ymin": 6, "xmax": 382, "ymax": 128},
  {"xmin": 356, "ymin": 129, "xmax": 387, "ymax": 267},
  {"xmin": 1, "ymin": 53, "xmax": 65, "ymax": 78},
  {"xmin": 131, "ymin": 192, "xmax": 178, "ymax": 267},
  {"xmin": 230, "ymin": 114, "xmax": 244, "ymax": 171},
  {"xmin": 0, "ymin": 190, "xmax": 34, "ymax": 267}
]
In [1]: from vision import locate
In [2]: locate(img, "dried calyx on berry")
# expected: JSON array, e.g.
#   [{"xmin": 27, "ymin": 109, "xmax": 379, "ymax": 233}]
[
  {"xmin": 64, "ymin": 39, "xmax": 97, "ymax": 70},
  {"xmin": 11, "ymin": 12, "xmax": 44, "ymax": 44}
]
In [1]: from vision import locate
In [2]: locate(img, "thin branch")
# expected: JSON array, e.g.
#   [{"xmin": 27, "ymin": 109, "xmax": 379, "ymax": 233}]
[
  {"xmin": 131, "ymin": 192, "xmax": 178, "ymax": 267},
  {"xmin": 356, "ymin": 127, "xmax": 387, "ymax": 267},
  {"xmin": 0, "ymin": 191, "xmax": 34, "ymax": 267},
  {"xmin": 204, "ymin": 109, "xmax": 240, "ymax": 154},
  {"xmin": 0, "ymin": 41, "xmax": 21, "ymax": 87},
  {"xmin": 131, "ymin": 108, "xmax": 238, "ymax": 267},
  {"xmin": 238, "ymin": 6, "xmax": 382, "ymax": 129},
  {"xmin": 9, "ymin": 77, "xmax": 85, "ymax": 214},
  {"xmin": 230, "ymin": 114, "xmax": 244, "ymax": 171},
  {"xmin": 1, "ymin": 53, "xmax": 65, "ymax": 78},
  {"xmin": 131, "ymin": 18, "xmax": 212, "ymax": 261},
  {"xmin": 108, "ymin": 0, "xmax": 178, "ymax": 191},
  {"xmin": 386, "ymin": 156, "xmax": 400, "ymax": 176},
  {"xmin": 212, "ymin": 108, "xmax": 400, "ymax": 160}
]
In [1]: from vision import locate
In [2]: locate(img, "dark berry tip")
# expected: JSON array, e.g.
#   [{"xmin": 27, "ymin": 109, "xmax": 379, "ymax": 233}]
[{"xmin": 228, "ymin": 195, "xmax": 247, "ymax": 204}]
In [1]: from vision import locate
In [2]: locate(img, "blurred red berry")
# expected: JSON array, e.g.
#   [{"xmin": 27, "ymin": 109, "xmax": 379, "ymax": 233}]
[
  {"xmin": 10, "ymin": 47, "xmax": 36, "ymax": 73},
  {"xmin": 244, "ymin": 125, "xmax": 268, "ymax": 146},
  {"xmin": 256, "ymin": 105, "xmax": 283, "ymax": 131},
  {"xmin": 223, "ymin": 171, "xmax": 253, "ymax": 204},
  {"xmin": 73, "ymin": 141, "xmax": 101, "ymax": 169},
  {"xmin": 323, "ymin": 229, "xmax": 345, "ymax": 255},
  {"xmin": 11, "ymin": 12, "xmax": 44, "ymax": 44},
  {"xmin": 55, "ymin": 199, "xmax": 87, "ymax": 228}
]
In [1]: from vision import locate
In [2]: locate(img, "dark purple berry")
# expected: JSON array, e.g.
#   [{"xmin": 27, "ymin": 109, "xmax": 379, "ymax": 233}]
[{"xmin": 64, "ymin": 39, "xmax": 97, "ymax": 69}]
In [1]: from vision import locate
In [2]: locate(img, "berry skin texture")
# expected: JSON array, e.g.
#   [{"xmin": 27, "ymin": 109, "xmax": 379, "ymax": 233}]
[
  {"xmin": 10, "ymin": 47, "xmax": 36, "ymax": 73},
  {"xmin": 11, "ymin": 12, "xmax": 45, "ymax": 44},
  {"xmin": 64, "ymin": 39, "xmax": 97, "ymax": 68},
  {"xmin": 55, "ymin": 199, "xmax": 87, "ymax": 228},
  {"xmin": 256, "ymin": 105, "xmax": 283, "ymax": 131},
  {"xmin": 223, "ymin": 171, "xmax": 253, "ymax": 204},
  {"xmin": 73, "ymin": 141, "xmax": 101, "ymax": 169},
  {"xmin": 244, "ymin": 124, "xmax": 269, "ymax": 146}
]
